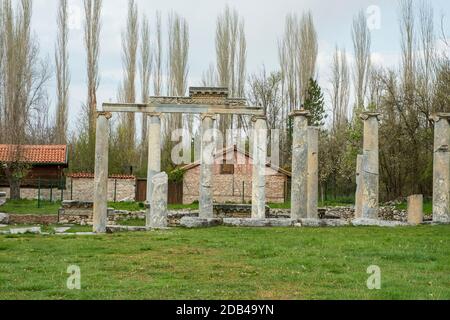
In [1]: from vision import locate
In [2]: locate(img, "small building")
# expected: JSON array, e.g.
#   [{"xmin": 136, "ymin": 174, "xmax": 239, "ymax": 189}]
[
  {"xmin": 181, "ymin": 146, "xmax": 291, "ymax": 205},
  {"xmin": 0, "ymin": 144, "xmax": 68, "ymax": 199}
]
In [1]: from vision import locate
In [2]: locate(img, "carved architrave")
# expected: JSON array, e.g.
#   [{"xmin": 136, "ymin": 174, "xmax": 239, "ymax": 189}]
[{"xmin": 148, "ymin": 96, "xmax": 248, "ymax": 107}]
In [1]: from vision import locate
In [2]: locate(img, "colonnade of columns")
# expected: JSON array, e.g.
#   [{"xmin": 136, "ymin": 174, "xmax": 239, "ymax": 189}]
[{"xmin": 92, "ymin": 109, "xmax": 450, "ymax": 233}]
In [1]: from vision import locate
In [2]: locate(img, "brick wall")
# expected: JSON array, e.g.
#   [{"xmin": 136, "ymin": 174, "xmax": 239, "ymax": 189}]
[{"xmin": 183, "ymin": 163, "xmax": 288, "ymax": 205}]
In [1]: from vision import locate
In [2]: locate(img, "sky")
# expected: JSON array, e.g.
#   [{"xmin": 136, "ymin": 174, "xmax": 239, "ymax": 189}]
[{"xmin": 27, "ymin": 0, "xmax": 450, "ymax": 133}]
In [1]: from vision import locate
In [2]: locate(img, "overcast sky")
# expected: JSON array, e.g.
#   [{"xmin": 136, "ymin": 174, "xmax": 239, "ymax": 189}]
[{"xmin": 29, "ymin": 0, "xmax": 450, "ymax": 133}]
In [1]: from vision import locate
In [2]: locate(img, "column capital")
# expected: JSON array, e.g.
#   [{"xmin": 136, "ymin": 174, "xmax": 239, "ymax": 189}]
[
  {"xmin": 360, "ymin": 112, "xmax": 381, "ymax": 121},
  {"xmin": 289, "ymin": 109, "xmax": 311, "ymax": 118},
  {"xmin": 430, "ymin": 113, "xmax": 450, "ymax": 123},
  {"xmin": 201, "ymin": 113, "xmax": 216, "ymax": 121},
  {"xmin": 97, "ymin": 111, "xmax": 112, "ymax": 120}
]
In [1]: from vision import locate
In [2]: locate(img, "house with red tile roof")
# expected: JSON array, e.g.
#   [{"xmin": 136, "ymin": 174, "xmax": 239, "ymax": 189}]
[{"xmin": 0, "ymin": 145, "xmax": 69, "ymax": 189}]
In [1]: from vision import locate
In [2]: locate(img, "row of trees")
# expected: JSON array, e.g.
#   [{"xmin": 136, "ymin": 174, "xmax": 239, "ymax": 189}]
[{"xmin": 0, "ymin": 0, "xmax": 448, "ymax": 201}]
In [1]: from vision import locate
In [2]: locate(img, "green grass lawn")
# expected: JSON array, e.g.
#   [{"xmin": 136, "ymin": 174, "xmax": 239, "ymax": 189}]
[
  {"xmin": 0, "ymin": 200, "xmax": 61, "ymax": 215},
  {"xmin": 0, "ymin": 225, "xmax": 448, "ymax": 300}
]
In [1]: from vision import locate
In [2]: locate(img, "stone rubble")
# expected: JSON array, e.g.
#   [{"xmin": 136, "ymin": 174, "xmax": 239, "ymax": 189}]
[
  {"xmin": 9, "ymin": 227, "xmax": 42, "ymax": 235},
  {"xmin": 0, "ymin": 212, "xmax": 9, "ymax": 224}
]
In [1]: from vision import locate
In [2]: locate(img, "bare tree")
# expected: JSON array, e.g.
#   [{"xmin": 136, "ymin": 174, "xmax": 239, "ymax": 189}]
[
  {"xmin": 153, "ymin": 11, "xmax": 162, "ymax": 96},
  {"xmin": 167, "ymin": 12, "xmax": 189, "ymax": 98},
  {"xmin": 331, "ymin": 47, "xmax": 350, "ymax": 130},
  {"xmin": 248, "ymin": 67, "xmax": 283, "ymax": 130},
  {"xmin": 0, "ymin": 0, "xmax": 52, "ymax": 199},
  {"xmin": 400, "ymin": 0, "xmax": 416, "ymax": 102},
  {"xmin": 298, "ymin": 11, "xmax": 318, "ymax": 104},
  {"xmin": 55, "ymin": 0, "xmax": 70, "ymax": 144},
  {"xmin": 119, "ymin": 0, "xmax": 138, "ymax": 147},
  {"xmin": 417, "ymin": 1, "xmax": 436, "ymax": 121},
  {"xmin": 139, "ymin": 13, "xmax": 152, "ymax": 168},
  {"xmin": 162, "ymin": 12, "xmax": 189, "ymax": 171},
  {"xmin": 0, "ymin": 2, "xmax": 4, "ymax": 143},
  {"xmin": 201, "ymin": 62, "xmax": 217, "ymax": 87},
  {"xmin": 83, "ymin": 0, "xmax": 102, "ymax": 147},
  {"xmin": 215, "ymin": 6, "xmax": 247, "ymax": 144},
  {"xmin": 352, "ymin": 9, "xmax": 371, "ymax": 113}
]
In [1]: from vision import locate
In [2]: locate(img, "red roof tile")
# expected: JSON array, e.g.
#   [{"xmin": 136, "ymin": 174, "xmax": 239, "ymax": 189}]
[
  {"xmin": 0, "ymin": 145, "xmax": 68, "ymax": 164},
  {"xmin": 68, "ymin": 173, "xmax": 136, "ymax": 180}
]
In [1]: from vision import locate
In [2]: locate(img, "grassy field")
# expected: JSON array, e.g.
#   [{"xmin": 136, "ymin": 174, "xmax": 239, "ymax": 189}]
[
  {"xmin": 0, "ymin": 200, "xmax": 62, "ymax": 215},
  {"xmin": 0, "ymin": 225, "xmax": 448, "ymax": 300}
]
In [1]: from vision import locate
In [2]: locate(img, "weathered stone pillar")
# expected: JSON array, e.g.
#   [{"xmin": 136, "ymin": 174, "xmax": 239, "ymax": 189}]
[
  {"xmin": 93, "ymin": 112, "xmax": 112, "ymax": 233},
  {"xmin": 252, "ymin": 116, "xmax": 268, "ymax": 219},
  {"xmin": 199, "ymin": 114, "xmax": 216, "ymax": 219},
  {"xmin": 148, "ymin": 172, "xmax": 168, "ymax": 229},
  {"xmin": 354, "ymin": 155, "xmax": 364, "ymax": 219},
  {"xmin": 408, "ymin": 194, "xmax": 424, "ymax": 225},
  {"xmin": 307, "ymin": 127, "xmax": 319, "ymax": 219},
  {"xmin": 431, "ymin": 113, "xmax": 450, "ymax": 224},
  {"xmin": 290, "ymin": 110, "xmax": 310, "ymax": 220},
  {"xmin": 360, "ymin": 112, "xmax": 381, "ymax": 220},
  {"xmin": 146, "ymin": 114, "xmax": 161, "ymax": 215}
]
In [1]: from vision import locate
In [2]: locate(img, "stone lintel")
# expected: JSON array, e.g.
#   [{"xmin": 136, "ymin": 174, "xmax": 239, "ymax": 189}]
[
  {"xmin": 289, "ymin": 109, "xmax": 311, "ymax": 118},
  {"xmin": 360, "ymin": 112, "xmax": 381, "ymax": 121}
]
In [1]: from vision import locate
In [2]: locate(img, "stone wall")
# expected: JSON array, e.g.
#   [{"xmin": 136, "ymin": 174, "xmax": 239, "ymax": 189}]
[
  {"xmin": 0, "ymin": 177, "xmax": 136, "ymax": 202},
  {"xmin": 0, "ymin": 187, "xmax": 64, "ymax": 201},
  {"xmin": 270, "ymin": 206, "xmax": 410, "ymax": 222},
  {"xmin": 183, "ymin": 163, "xmax": 288, "ymax": 205},
  {"xmin": 67, "ymin": 177, "xmax": 135, "ymax": 202}
]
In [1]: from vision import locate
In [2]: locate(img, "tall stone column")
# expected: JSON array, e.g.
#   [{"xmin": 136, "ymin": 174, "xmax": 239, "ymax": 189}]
[
  {"xmin": 431, "ymin": 113, "xmax": 450, "ymax": 224},
  {"xmin": 307, "ymin": 127, "xmax": 319, "ymax": 219},
  {"xmin": 146, "ymin": 114, "xmax": 162, "ymax": 226},
  {"xmin": 290, "ymin": 110, "xmax": 310, "ymax": 220},
  {"xmin": 199, "ymin": 114, "xmax": 215, "ymax": 219},
  {"xmin": 252, "ymin": 116, "xmax": 268, "ymax": 219},
  {"xmin": 354, "ymin": 155, "xmax": 364, "ymax": 219},
  {"xmin": 93, "ymin": 112, "xmax": 112, "ymax": 233},
  {"xmin": 148, "ymin": 172, "xmax": 168, "ymax": 229},
  {"xmin": 360, "ymin": 112, "xmax": 381, "ymax": 220}
]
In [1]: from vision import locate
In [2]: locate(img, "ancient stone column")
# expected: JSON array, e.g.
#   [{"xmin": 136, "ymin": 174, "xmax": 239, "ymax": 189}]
[
  {"xmin": 360, "ymin": 112, "xmax": 381, "ymax": 220},
  {"xmin": 93, "ymin": 112, "xmax": 112, "ymax": 233},
  {"xmin": 408, "ymin": 194, "xmax": 424, "ymax": 225},
  {"xmin": 431, "ymin": 113, "xmax": 450, "ymax": 224},
  {"xmin": 307, "ymin": 127, "xmax": 319, "ymax": 219},
  {"xmin": 148, "ymin": 172, "xmax": 168, "ymax": 229},
  {"xmin": 199, "ymin": 114, "xmax": 216, "ymax": 219},
  {"xmin": 290, "ymin": 110, "xmax": 310, "ymax": 220},
  {"xmin": 146, "ymin": 114, "xmax": 162, "ymax": 203},
  {"xmin": 252, "ymin": 116, "xmax": 268, "ymax": 219},
  {"xmin": 354, "ymin": 155, "xmax": 364, "ymax": 219}
]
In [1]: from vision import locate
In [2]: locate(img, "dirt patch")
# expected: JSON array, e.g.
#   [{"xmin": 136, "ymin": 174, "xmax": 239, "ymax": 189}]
[{"xmin": 8, "ymin": 214, "xmax": 58, "ymax": 225}]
